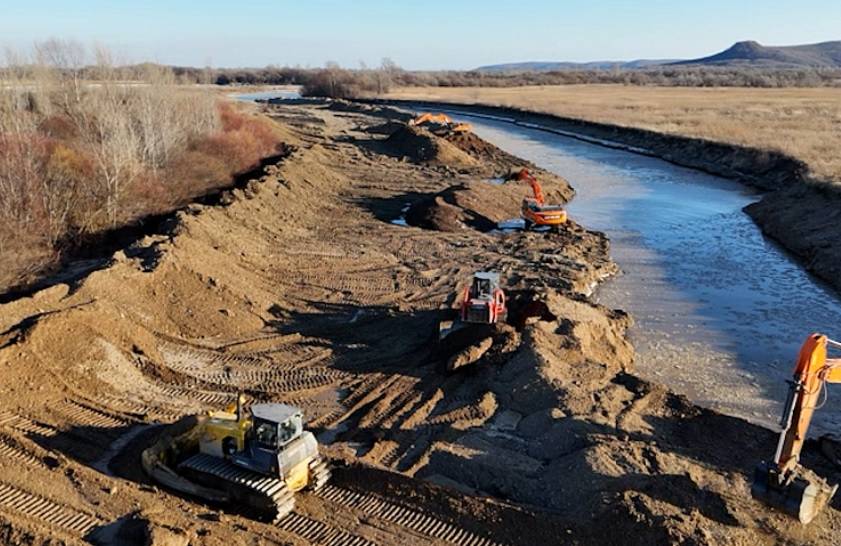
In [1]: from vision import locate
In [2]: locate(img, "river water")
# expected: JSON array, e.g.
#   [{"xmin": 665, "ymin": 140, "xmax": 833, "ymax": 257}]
[{"xmin": 439, "ymin": 111, "xmax": 841, "ymax": 435}]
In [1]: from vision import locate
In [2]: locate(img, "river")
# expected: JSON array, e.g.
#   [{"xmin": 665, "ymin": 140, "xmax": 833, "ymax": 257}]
[{"xmin": 441, "ymin": 110, "xmax": 841, "ymax": 435}]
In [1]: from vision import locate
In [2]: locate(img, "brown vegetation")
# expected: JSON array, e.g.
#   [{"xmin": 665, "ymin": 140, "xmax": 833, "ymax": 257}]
[
  {"xmin": 385, "ymin": 85, "xmax": 841, "ymax": 183},
  {"xmin": 299, "ymin": 60, "xmax": 400, "ymax": 98},
  {"xmin": 199, "ymin": 65, "xmax": 841, "ymax": 90},
  {"xmin": 0, "ymin": 41, "xmax": 286, "ymax": 293}
]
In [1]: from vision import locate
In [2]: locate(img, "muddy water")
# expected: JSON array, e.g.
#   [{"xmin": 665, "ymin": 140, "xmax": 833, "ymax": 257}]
[{"xmin": 446, "ymin": 112, "xmax": 841, "ymax": 435}]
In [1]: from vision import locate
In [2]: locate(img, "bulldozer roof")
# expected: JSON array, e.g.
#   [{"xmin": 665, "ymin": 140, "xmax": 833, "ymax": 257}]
[
  {"xmin": 251, "ymin": 403, "xmax": 302, "ymax": 424},
  {"xmin": 474, "ymin": 272, "xmax": 500, "ymax": 283}
]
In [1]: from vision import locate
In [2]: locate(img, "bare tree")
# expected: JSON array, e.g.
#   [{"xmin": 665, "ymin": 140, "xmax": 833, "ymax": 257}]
[{"xmin": 34, "ymin": 38, "xmax": 86, "ymax": 109}]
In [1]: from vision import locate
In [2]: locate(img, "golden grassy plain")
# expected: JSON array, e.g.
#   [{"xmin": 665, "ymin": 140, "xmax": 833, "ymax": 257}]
[{"xmin": 386, "ymin": 85, "xmax": 841, "ymax": 182}]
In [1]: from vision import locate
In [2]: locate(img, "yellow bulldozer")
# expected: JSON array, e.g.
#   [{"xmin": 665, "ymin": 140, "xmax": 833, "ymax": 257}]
[{"xmin": 142, "ymin": 396, "xmax": 330, "ymax": 521}]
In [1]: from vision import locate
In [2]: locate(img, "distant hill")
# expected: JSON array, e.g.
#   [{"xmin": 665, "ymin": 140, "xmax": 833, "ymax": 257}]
[
  {"xmin": 476, "ymin": 41, "xmax": 841, "ymax": 72},
  {"xmin": 476, "ymin": 59, "xmax": 678, "ymax": 72},
  {"xmin": 672, "ymin": 40, "xmax": 841, "ymax": 68}
]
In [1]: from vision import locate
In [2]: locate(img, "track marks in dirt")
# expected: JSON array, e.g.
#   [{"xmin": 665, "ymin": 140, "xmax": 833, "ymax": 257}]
[
  {"xmin": 278, "ymin": 512, "xmax": 376, "ymax": 546},
  {"xmin": 0, "ymin": 411, "xmax": 58, "ymax": 438},
  {"xmin": 0, "ymin": 483, "xmax": 100, "ymax": 537},
  {"xmin": 318, "ymin": 484, "xmax": 501, "ymax": 546},
  {"xmin": 158, "ymin": 341, "xmax": 344, "ymax": 394},
  {"xmin": 0, "ymin": 434, "xmax": 47, "ymax": 468},
  {"xmin": 52, "ymin": 399, "xmax": 131, "ymax": 429}
]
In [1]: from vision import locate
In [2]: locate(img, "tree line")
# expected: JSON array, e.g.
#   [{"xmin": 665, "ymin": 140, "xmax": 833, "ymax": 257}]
[
  {"xmin": 0, "ymin": 39, "xmax": 285, "ymax": 292},
  {"xmin": 174, "ymin": 62, "xmax": 841, "ymax": 94}
]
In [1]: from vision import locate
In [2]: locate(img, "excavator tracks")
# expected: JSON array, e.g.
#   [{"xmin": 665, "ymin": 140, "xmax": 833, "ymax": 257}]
[
  {"xmin": 179, "ymin": 453, "xmax": 295, "ymax": 522},
  {"xmin": 317, "ymin": 485, "xmax": 501, "ymax": 546},
  {"xmin": 0, "ymin": 483, "xmax": 100, "ymax": 537}
]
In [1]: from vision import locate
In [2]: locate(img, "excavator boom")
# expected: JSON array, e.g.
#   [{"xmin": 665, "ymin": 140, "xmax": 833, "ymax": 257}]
[
  {"xmin": 409, "ymin": 113, "xmax": 473, "ymax": 134},
  {"xmin": 752, "ymin": 333, "xmax": 841, "ymax": 523}
]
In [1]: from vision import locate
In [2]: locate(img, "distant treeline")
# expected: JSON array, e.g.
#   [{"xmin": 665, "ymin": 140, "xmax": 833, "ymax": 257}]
[
  {"xmin": 167, "ymin": 64, "xmax": 841, "ymax": 94},
  {"xmin": 7, "ymin": 59, "xmax": 841, "ymax": 99}
]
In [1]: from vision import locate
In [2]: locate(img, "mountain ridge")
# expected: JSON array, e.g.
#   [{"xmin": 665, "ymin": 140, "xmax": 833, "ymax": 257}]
[{"xmin": 476, "ymin": 40, "xmax": 841, "ymax": 71}]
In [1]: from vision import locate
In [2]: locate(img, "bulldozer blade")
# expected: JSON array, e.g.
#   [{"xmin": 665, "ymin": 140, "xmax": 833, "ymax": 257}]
[{"xmin": 751, "ymin": 461, "xmax": 838, "ymax": 524}]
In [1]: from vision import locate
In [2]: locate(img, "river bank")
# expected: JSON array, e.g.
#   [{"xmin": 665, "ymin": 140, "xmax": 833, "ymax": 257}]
[{"xmin": 363, "ymin": 97, "xmax": 841, "ymax": 295}]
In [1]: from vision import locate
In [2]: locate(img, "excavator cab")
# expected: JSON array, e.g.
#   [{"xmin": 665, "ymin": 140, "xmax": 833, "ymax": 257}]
[{"xmin": 752, "ymin": 334, "xmax": 841, "ymax": 523}]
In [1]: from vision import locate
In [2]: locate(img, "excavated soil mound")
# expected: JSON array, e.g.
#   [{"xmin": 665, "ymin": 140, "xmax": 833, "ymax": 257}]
[
  {"xmin": 444, "ymin": 131, "xmax": 509, "ymax": 161},
  {"xmin": 0, "ymin": 101, "xmax": 840, "ymax": 546},
  {"xmin": 384, "ymin": 125, "xmax": 478, "ymax": 167},
  {"xmin": 405, "ymin": 179, "xmax": 569, "ymax": 232}
]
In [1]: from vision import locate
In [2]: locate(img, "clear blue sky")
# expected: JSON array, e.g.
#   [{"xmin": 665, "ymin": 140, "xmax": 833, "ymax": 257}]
[{"xmin": 3, "ymin": 0, "xmax": 840, "ymax": 69}]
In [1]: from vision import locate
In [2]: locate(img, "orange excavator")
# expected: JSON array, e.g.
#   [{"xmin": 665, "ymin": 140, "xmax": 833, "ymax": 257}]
[
  {"xmin": 409, "ymin": 112, "xmax": 472, "ymax": 134},
  {"xmin": 513, "ymin": 169, "xmax": 568, "ymax": 231},
  {"xmin": 752, "ymin": 333, "xmax": 841, "ymax": 523}
]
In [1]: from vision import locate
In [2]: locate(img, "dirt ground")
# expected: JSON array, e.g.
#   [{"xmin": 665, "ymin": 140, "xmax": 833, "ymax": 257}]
[{"xmin": 0, "ymin": 100, "xmax": 840, "ymax": 545}]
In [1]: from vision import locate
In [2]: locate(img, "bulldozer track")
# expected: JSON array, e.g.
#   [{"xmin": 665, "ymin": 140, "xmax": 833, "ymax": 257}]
[
  {"xmin": 158, "ymin": 386, "xmax": 237, "ymax": 406},
  {"xmin": 368, "ymin": 388, "xmax": 420, "ymax": 430},
  {"xmin": 0, "ymin": 411, "xmax": 58, "ymax": 438},
  {"xmin": 318, "ymin": 485, "xmax": 500, "ymax": 546},
  {"xmin": 0, "ymin": 483, "xmax": 100, "ymax": 537},
  {"xmin": 373, "ymin": 441, "xmax": 403, "ymax": 468},
  {"xmin": 159, "ymin": 345, "xmax": 342, "ymax": 393},
  {"xmin": 0, "ymin": 435, "xmax": 45, "ymax": 467},
  {"xmin": 427, "ymin": 403, "xmax": 492, "ymax": 427},
  {"xmin": 95, "ymin": 394, "xmax": 185, "ymax": 422},
  {"xmin": 53, "ymin": 400, "xmax": 131, "ymax": 429},
  {"xmin": 277, "ymin": 512, "xmax": 375, "ymax": 546},
  {"xmin": 179, "ymin": 453, "xmax": 294, "ymax": 522}
]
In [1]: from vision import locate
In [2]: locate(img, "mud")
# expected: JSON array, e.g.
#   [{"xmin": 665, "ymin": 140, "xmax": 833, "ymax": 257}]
[{"xmin": 0, "ymin": 100, "xmax": 839, "ymax": 545}]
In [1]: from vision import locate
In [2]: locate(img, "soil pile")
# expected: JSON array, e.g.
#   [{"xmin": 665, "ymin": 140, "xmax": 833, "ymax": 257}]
[
  {"xmin": 405, "ymin": 179, "xmax": 570, "ymax": 232},
  {"xmin": 0, "ymin": 101, "xmax": 838, "ymax": 545},
  {"xmin": 384, "ymin": 125, "xmax": 478, "ymax": 167}
]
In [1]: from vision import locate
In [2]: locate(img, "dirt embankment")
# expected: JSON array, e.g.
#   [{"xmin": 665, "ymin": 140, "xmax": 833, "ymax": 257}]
[
  {"xmin": 363, "ymin": 98, "xmax": 841, "ymax": 293},
  {"xmin": 0, "ymin": 100, "xmax": 839, "ymax": 545}
]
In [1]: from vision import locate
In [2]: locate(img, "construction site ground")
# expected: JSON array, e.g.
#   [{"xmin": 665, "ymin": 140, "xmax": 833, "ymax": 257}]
[{"xmin": 0, "ymin": 100, "xmax": 839, "ymax": 545}]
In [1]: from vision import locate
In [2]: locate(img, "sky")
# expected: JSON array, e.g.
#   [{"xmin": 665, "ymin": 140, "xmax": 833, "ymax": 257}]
[{"xmin": 3, "ymin": 0, "xmax": 841, "ymax": 70}]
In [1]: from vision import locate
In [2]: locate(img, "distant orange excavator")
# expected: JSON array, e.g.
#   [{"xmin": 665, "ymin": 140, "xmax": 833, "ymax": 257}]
[
  {"xmin": 513, "ymin": 168, "xmax": 568, "ymax": 230},
  {"xmin": 752, "ymin": 333, "xmax": 841, "ymax": 524},
  {"xmin": 409, "ymin": 112, "xmax": 472, "ymax": 134}
]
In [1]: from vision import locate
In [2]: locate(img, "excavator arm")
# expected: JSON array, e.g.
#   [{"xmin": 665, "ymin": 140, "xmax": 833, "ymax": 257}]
[
  {"xmin": 752, "ymin": 333, "xmax": 841, "ymax": 523},
  {"xmin": 409, "ymin": 113, "xmax": 453, "ymax": 127},
  {"xmin": 514, "ymin": 168, "xmax": 545, "ymax": 205}
]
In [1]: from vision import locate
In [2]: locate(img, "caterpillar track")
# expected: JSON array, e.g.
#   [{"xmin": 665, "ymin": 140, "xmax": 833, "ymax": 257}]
[{"xmin": 179, "ymin": 453, "xmax": 296, "ymax": 522}]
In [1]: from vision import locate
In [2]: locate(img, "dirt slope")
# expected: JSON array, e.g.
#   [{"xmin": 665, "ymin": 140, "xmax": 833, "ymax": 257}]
[{"xmin": 0, "ymin": 101, "xmax": 838, "ymax": 545}]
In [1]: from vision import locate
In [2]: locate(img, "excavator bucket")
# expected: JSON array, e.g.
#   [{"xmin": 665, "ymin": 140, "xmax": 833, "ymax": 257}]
[{"xmin": 751, "ymin": 461, "xmax": 837, "ymax": 524}]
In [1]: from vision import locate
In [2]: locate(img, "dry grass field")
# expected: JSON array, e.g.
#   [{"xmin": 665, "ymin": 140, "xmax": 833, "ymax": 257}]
[{"xmin": 385, "ymin": 85, "xmax": 841, "ymax": 183}]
